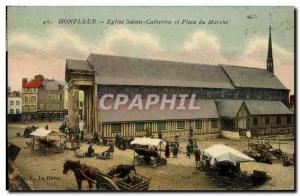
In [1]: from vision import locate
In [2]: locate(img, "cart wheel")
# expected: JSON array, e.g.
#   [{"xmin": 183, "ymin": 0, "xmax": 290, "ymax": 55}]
[{"xmin": 96, "ymin": 182, "xmax": 115, "ymax": 190}]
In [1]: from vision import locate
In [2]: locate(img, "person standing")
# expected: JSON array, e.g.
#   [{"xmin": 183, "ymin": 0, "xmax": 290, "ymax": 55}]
[
  {"xmin": 80, "ymin": 130, "xmax": 85, "ymax": 141},
  {"xmin": 189, "ymin": 126, "xmax": 193, "ymax": 138},
  {"xmin": 194, "ymin": 147, "xmax": 201, "ymax": 166},
  {"xmin": 173, "ymin": 145, "xmax": 178, "ymax": 158},
  {"xmin": 115, "ymin": 134, "xmax": 120, "ymax": 148},
  {"xmin": 186, "ymin": 143, "xmax": 191, "ymax": 159},
  {"xmin": 165, "ymin": 142, "xmax": 170, "ymax": 158}
]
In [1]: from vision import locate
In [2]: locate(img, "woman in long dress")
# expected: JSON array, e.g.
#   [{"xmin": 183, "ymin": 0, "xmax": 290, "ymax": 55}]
[{"xmin": 165, "ymin": 142, "xmax": 170, "ymax": 158}]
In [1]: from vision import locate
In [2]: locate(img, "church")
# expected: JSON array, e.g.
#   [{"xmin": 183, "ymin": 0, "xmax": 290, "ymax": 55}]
[{"xmin": 65, "ymin": 26, "xmax": 294, "ymax": 138}]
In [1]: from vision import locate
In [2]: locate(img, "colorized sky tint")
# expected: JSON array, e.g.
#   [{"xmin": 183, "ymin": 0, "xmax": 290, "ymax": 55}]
[{"xmin": 7, "ymin": 6, "xmax": 295, "ymax": 93}]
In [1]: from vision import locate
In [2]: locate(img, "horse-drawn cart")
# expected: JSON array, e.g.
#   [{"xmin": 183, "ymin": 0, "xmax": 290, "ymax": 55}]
[
  {"xmin": 130, "ymin": 137, "xmax": 167, "ymax": 167},
  {"xmin": 133, "ymin": 148, "xmax": 167, "ymax": 167},
  {"xmin": 95, "ymin": 170, "xmax": 150, "ymax": 190},
  {"xmin": 63, "ymin": 160, "xmax": 150, "ymax": 190}
]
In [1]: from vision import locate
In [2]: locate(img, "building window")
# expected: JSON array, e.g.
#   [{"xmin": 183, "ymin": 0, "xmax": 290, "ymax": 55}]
[
  {"xmin": 10, "ymin": 109, "xmax": 14, "ymax": 114},
  {"xmin": 30, "ymin": 105, "xmax": 35, "ymax": 112},
  {"xmin": 157, "ymin": 122, "xmax": 166, "ymax": 131},
  {"xmin": 31, "ymin": 96, "xmax": 36, "ymax": 103},
  {"xmin": 16, "ymin": 100, "xmax": 20, "ymax": 105},
  {"xmin": 195, "ymin": 120, "xmax": 202, "ymax": 129},
  {"xmin": 111, "ymin": 123, "xmax": 121, "ymax": 133},
  {"xmin": 24, "ymin": 105, "xmax": 29, "ymax": 112},
  {"xmin": 177, "ymin": 121, "xmax": 185, "ymax": 129},
  {"xmin": 253, "ymin": 117, "xmax": 258, "ymax": 126},
  {"xmin": 276, "ymin": 116, "xmax": 281, "ymax": 125},
  {"xmin": 25, "ymin": 97, "xmax": 29, "ymax": 104},
  {"xmin": 265, "ymin": 117, "xmax": 270, "ymax": 125},
  {"xmin": 16, "ymin": 109, "xmax": 20, "ymax": 114},
  {"xmin": 135, "ymin": 122, "xmax": 144, "ymax": 132},
  {"xmin": 10, "ymin": 101, "xmax": 14, "ymax": 105},
  {"xmin": 211, "ymin": 120, "xmax": 218, "ymax": 128}
]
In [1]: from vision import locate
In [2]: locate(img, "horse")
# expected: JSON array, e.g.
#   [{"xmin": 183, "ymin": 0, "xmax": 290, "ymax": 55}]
[
  {"xmin": 107, "ymin": 164, "xmax": 136, "ymax": 178},
  {"xmin": 63, "ymin": 160, "xmax": 99, "ymax": 190}
]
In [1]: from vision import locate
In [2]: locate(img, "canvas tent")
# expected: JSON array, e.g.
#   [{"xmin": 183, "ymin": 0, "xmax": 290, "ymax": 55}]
[
  {"xmin": 30, "ymin": 128, "xmax": 66, "ymax": 141},
  {"xmin": 130, "ymin": 137, "xmax": 166, "ymax": 146},
  {"xmin": 203, "ymin": 144, "xmax": 254, "ymax": 166}
]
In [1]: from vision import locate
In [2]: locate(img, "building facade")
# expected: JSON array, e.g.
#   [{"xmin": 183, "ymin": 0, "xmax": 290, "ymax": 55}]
[
  {"xmin": 236, "ymin": 100, "xmax": 294, "ymax": 136},
  {"xmin": 21, "ymin": 75, "xmax": 44, "ymax": 122},
  {"xmin": 7, "ymin": 90, "xmax": 22, "ymax": 122},
  {"xmin": 37, "ymin": 79, "xmax": 66, "ymax": 121},
  {"xmin": 65, "ymin": 26, "xmax": 294, "ymax": 138}
]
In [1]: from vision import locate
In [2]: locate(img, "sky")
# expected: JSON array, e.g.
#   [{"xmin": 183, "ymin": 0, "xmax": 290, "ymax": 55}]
[{"xmin": 7, "ymin": 6, "xmax": 295, "ymax": 93}]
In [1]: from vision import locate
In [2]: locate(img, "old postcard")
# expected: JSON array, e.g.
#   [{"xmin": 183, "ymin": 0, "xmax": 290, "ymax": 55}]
[{"xmin": 6, "ymin": 6, "xmax": 295, "ymax": 191}]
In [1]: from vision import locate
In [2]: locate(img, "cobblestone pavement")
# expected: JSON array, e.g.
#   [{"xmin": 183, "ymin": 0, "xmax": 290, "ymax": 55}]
[
  {"xmin": 242, "ymin": 162, "xmax": 294, "ymax": 190},
  {"xmin": 7, "ymin": 122, "xmax": 295, "ymax": 191}
]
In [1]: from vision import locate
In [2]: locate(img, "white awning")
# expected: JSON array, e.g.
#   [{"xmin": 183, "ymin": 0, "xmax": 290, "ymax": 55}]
[
  {"xmin": 130, "ymin": 137, "xmax": 166, "ymax": 146},
  {"xmin": 203, "ymin": 144, "xmax": 254, "ymax": 166},
  {"xmin": 30, "ymin": 128, "xmax": 66, "ymax": 138}
]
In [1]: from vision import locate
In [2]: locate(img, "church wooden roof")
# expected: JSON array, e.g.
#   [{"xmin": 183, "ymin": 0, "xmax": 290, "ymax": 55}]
[
  {"xmin": 65, "ymin": 54, "xmax": 289, "ymax": 90},
  {"xmin": 221, "ymin": 65, "xmax": 288, "ymax": 90},
  {"xmin": 215, "ymin": 100, "xmax": 243, "ymax": 118},
  {"xmin": 243, "ymin": 100, "xmax": 293, "ymax": 115}
]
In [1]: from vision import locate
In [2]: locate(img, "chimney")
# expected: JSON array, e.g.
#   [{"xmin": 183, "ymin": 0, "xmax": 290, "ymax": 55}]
[{"xmin": 22, "ymin": 78, "xmax": 28, "ymax": 88}]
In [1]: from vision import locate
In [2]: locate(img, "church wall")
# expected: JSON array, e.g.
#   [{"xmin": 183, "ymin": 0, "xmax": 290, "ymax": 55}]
[
  {"xmin": 100, "ymin": 119, "xmax": 220, "ymax": 138},
  {"xmin": 97, "ymin": 85, "xmax": 289, "ymax": 105}
]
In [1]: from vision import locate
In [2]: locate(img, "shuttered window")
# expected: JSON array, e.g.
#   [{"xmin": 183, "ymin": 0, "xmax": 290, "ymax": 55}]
[
  {"xmin": 195, "ymin": 120, "xmax": 202, "ymax": 129},
  {"xmin": 177, "ymin": 121, "xmax": 185, "ymax": 129},
  {"xmin": 111, "ymin": 123, "xmax": 121, "ymax": 133}
]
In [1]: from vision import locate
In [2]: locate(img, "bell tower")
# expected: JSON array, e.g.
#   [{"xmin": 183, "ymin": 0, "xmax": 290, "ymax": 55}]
[
  {"xmin": 266, "ymin": 25, "xmax": 274, "ymax": 73},
  {"xmin": 266, "ymin": 14, "xmax": 274, "ymax": 74}
]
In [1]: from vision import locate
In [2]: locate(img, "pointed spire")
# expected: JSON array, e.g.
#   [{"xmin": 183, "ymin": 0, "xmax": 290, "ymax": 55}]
[{"xmin": 266, "ymin": 15, "xmax": 274, "ymax": 73}]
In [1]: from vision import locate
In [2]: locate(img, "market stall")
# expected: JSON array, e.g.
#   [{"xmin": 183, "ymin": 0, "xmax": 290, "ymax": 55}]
[
  {"xmin": 201, "ymin": 144, "xmax": 270, "ymax": 189},
  {"xmin": 29, "ymin": 128, "xmax": 66, "ymax": 155},
  {"xmin": 203, "ymin": 144, "xmax": 254, "ymax": 166}
]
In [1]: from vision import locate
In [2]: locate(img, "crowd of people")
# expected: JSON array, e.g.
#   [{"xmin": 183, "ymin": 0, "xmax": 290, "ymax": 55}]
[
  {"xmin": 60, "ymin": 122, "xmax": 202, "ymax": 164},
  {"xmin": 164, "ymin": 127, "xmax": 202, "ymax": 165}
]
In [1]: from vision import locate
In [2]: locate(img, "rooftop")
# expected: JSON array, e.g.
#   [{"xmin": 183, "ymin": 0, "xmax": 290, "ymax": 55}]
[
  {"xmin": 66, "ymin": 54, "xmax": 288, "ymax": 90},
  {"xmin": 215, "ymin": 100, "xmax": 243, "ymax": 118},
  {"xmin": 243, "ymin": 100, "xmax": 293, "ymax": 115}
]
